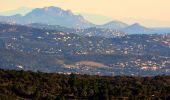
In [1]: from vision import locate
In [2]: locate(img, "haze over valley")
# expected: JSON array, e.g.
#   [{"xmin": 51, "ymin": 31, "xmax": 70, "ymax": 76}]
[
  {"xmin": 0, "ymin": 0, "xmax": 170, "ymax": 99},
  {"xmin": 0, "ymin": 6, "xmax": 169, "ymax": 76}
]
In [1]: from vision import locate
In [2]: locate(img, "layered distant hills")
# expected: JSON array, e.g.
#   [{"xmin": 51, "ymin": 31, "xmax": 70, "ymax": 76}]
[
  {"xmin": 99, "ymin": 21, "xmax": 128, "ymax": 30},
  {"xmin": 0, "ymin": 23, "xmax": 169, "ymax": 76},
  {"xmin": 0, "ymin": 6, "xmax": 170, "ymax": 34},
  {"xmin": 0, "ymin": 6, "xmax": 170, "ymax": 76},
  {"xmin": 0, "ymin": 6, "xmax": 94, "ymax": 29},
  {"xmin": 122, "ymin": 23, "xmax": 154, "ymax": 34}
]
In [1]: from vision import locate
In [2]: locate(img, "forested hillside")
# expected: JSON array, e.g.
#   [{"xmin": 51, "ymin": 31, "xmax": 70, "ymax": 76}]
[{"xmin": 0, "ymin": 69, "xmax": 169, "ymax": 100}]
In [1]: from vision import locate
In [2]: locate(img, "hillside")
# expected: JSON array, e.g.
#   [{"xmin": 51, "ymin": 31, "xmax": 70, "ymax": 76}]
[
  {"xmin": 0, "ymin": 69, "xmax": 169, "ymax": 99},
  {"xmin": 0, "ymin": 23, "xmax": 170, "ymax": 76}
]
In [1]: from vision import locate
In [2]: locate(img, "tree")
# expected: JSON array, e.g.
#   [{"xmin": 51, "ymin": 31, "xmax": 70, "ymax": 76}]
[{"xmin": 68, "ymin": 74, "xmax": 77, "ymax": 87}]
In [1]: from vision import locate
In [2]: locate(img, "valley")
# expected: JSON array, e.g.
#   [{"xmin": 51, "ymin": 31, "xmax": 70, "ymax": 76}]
[{"xmin": 0, "ymin": 23, "xmax": 169, "ymax": 76}]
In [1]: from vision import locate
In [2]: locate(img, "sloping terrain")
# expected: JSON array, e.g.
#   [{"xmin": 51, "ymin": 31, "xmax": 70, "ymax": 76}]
[
  {"xmin": 0, "ymin": 23, "xmax": 170, "ymax": 76},
  {"xmin": 0, "ymin": 70, "xmax": 169, "ymax": 99}
]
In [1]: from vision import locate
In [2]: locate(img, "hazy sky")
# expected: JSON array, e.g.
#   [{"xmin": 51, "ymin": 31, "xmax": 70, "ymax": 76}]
[{"xmin": 0, "ymin": 0, "xmax": 170, "ymax": 27}]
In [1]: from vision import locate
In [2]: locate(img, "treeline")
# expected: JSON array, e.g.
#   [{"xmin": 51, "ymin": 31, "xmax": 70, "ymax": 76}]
[{"xmin": 0, "ymin": 69, "xmax": 169, "ymax": 100}]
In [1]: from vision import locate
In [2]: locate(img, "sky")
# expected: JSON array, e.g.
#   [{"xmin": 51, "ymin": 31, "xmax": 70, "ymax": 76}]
[{"xmin": 0, "ymin": 0, "xmax": 170, "ymax": 27}]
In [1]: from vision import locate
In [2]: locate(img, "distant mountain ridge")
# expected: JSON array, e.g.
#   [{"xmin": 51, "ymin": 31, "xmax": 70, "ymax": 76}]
[
  {"xmin": 0, "ymin": 6, "xmax": 170, "ymax": 34},
  {"xmin": 0, "ymin": 7, "xmax": 32, "ymax": 16},
  {"xmin": 28, "ymin": 23, "xmax": 126, "ymax": 38},
  {"xmin": 100, "ymin": 21, "xmax": 128, "ymax": 30},
  {"xmin": 122, "ymin": 23, "xmax": 155, "ymax": 34},
  {"xmin": 0, "ymin": 6, "xmax": 94, "ymax": 29}
]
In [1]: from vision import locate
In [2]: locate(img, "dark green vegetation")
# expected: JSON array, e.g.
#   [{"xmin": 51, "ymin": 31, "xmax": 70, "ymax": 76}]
[{"xmin": 0, "ymin": 69, "xmax": 169, "ymax": 100}]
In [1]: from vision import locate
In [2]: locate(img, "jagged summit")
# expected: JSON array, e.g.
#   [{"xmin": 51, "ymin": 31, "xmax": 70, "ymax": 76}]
[
  {"xmin": 0, "ymin": 6, "xmax": 94, "ymax": 28},
  {"xmin": 0, "ymin": 6, "xmax": 170, "ymax": 34},
  {"xmin": 26, "ymin": 6, "xmax": 74, "ymax": 17}
]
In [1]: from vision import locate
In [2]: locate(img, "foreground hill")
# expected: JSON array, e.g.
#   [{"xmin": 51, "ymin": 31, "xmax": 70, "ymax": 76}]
[
  {"xmin": 0, "ymin": 23, "xmax": 170, "ymax": 76},
  {"xmin": 0, "ymin": 69, "xmax": 169, "ymax": 100}
]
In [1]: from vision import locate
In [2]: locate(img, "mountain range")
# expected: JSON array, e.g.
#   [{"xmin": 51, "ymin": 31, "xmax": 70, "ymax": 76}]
[
  {"xmin": 28, "ymin": 23, "xmax": 126, "ymax": 38},
  {"xmin": 0, "ymin": 6, "xmax": 170, "ymax": 34},
  {"xmin": 122, "ymin": 23, "xmax": 154, "ymax": 34},
  {"xmin": 0, "ymin": 7, "xmax": 32, "ymax": 16},
  {"xmin": 0, "ymin": 6, "xmax": 94, "ymax": 29}
]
